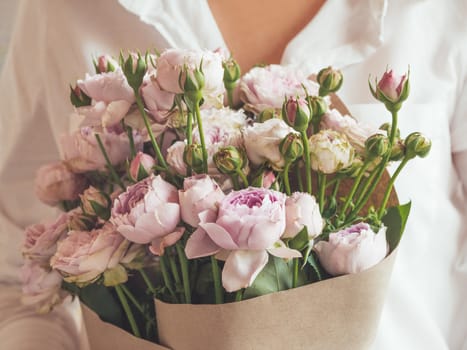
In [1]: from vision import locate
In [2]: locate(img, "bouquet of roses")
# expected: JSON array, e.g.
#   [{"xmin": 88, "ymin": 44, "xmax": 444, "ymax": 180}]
[{"xmin": 22, "ymin": 48, "xmax": 430, "ymax": 350}]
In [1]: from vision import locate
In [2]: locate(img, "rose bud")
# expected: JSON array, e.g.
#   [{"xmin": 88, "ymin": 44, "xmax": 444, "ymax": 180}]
[
  {"xmin": 369, "ymin": 68, "xmax": 410, "ymax": 112},
  {"xmin": 309, "ymin": 130, "xmax": 354, "ymax": 174},
  {"xmin": 223, "ymin": 57, "xmax": 241, "ymax": 90},
  {"xmin": 281, "ymin": 97, "xmax": 310, "ymax": 131},
  {"xmin": 184, "ymin": 143, "xmax": 205, "ymax": 174},
  {"xmin": 379, "ymin": 122, "xmax": 400, "ymax": 139},
  {"xmin": 129, "ymin": 151, "xmax": 156, "ymax": 182},
  {"xmin": 95, "ymin": 54, "xmax": 117, "ymax": 73},
  {"xmin": 80, "ymin": 186, "xmax": 111, "ymax": 220},
  {"xmin": 67, "ymin": 210, "xmax": 97, "ymax": 231},
  {"xmin": 279, "ymin": 133, "xmax": 304, "ymax": 163},
  {"xmin": 314, "ymin": 222, "xmax": 388, "ymax": 276},
  {"xmin": 121, "ymin": 51, "xmax": 147, "ymax": 92},
  {"xmin": 307, "ymin": 95, "xmax": 328, "ymax": 124},
  {"xmin": 258, "ymin": 108, "xmax": 277, "ymax": 122},
  {"xmin": 70, "ymin": 84, "xmax": 91, "ymax": 108},
  {"xmin": 213, "ymin": 146, "xmax": 245, "ymax": 175},
  {"xmin": 404, "ymin": 132, "xmax": 431, "ymax": 159},
  {"xmin": 317, "ymin": 66, "xmax": 343, "ymax": 96},
  {"xmin": 183, "ymin": 64, "xmax": 205, "ymax": 107},
  {"xmin": 365, "ymin": 134, "xmax": 389, "ymax": 160}
]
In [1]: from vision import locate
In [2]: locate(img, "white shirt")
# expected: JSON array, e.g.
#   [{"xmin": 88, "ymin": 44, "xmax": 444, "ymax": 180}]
[{"xmin": 0, "ymin": 0, "xmax": 466, "ymax": 349}]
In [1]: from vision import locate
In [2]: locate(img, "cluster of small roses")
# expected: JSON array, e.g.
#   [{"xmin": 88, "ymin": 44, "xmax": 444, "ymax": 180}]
[{"xmin": 23, "ymin": 48, "xmax": 431, "ymax": 319}]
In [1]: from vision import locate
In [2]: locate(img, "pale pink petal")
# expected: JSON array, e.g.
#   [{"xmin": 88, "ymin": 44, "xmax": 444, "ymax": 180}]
[
  {"xmin": 267, "ymin": 244, "xmax": 302, "ymax": 259},
  {"xmin": 200, "ymin": 222, "xmax": 239, "ymax": 250},
  {"xmin": 248, "ymin": 219, "xmax": 285, "ymax": 250},
  {"xmin": 116, "ymin": 223, "xmax": 153, "ymax": 244},
  {"xmin": 149, "ymin": 228, "xmax": 185, "ymax": 256},
  {"xmin": 185, "ymin": 227, "xmax": 221, "ymax": 259},
  {"xmin": 222, "ymin": 250, "xmax": 269, "ymax": 292}
]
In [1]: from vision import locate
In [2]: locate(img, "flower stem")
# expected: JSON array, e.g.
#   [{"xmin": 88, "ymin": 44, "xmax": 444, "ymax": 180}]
[
  {"xmin": 138, "ymin": 268, "xmax": 156, "ymax": 295},
  {"xmin": 95, "ymin": 133, "xmax": 125, "ymax": 190},
  {"xmin": 235, "ymin": 289, "xmax": 243, "ymax": 302},
  {"xmin": 210, "ymin": 256, "xmax": 223, "ymax": 304},
  {"xmin": 237, "ymin": 170, "xmax": 249, "ymax": 188},
  {"xmin": 283, "ymin": 162, "xmax": 292, "ymax": 195},
  {"xmin": 123, "ymin": 122, "xmax": 137, "ymax": 159},
  {"xmin": 300, "ymin": 131, "xmax": 312, "ymax": 194},
  {"xmin": 338, "ymin": 162, "xmax": 370, "ymax": 222},
  {"xmin": 230, "ymin": 175, "xmax": 240, "ymax": 190},
  {"xmin": 159, "ymin": 255, "xmax": 178, "ymax": 302},
  {"xmin": 318, "ymin": 173, "xmax": 326, "ymax": 213},
  {"xmin": 135, "ymin": 93, "xmax": 168, "ymax": 170},
  {"xmin": 377, "ymin": 157, "xmax": 409, "ymax": 219},
  {"xmin": 292, "ymin": 258, "xmax": 299, "ymax": 288},
  {"xmin": 194, "ymin": 103, "xmax": 208, "ymax": 174},
  {"xmin": 175, "ymin": 242, "xmax": 191, "ymax": 304},
  {"xmin": 227, "ymin": 88, "xmax": 234, "ymax": 108},
  {"xmin": 115, "ymin": 285, "xmax": 141, "ymax": 338}
]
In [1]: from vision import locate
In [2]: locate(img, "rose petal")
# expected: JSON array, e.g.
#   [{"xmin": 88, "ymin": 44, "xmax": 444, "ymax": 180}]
[
  {"xmin": 200, "ymin": 222, "xmax": 239, "ymax": 250},
  {"xmin": 185, "ymin": 227, "xmax": 221, "ymax": 259},
  {"xmin": 222, "ymin": 250, "xmax": 269, "ymax": 292},
  {"xmin": 149, "ymin": 228, "xmax": 185, "ymax": 256}
]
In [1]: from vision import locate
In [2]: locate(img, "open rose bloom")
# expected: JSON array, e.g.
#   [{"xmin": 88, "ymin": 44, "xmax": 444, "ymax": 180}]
[{"xmin": 25, "ymin": 50, "xmax": 422, "ymax": 350}]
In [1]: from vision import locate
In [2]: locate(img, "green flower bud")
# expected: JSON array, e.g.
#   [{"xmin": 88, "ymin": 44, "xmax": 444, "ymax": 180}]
[
  {"xmin": 379, "ymin": 122, "xmax": 400, "ymax": 138},
  {"xmin": 338, "ymin": 157, "xmax": 364, "ymax": 178},
  {"xmin": 183, "ymin": 64, "xmax": 205, "ymax": 109},
  {"xmin": 307, "ymin": 95, "xmax": 328, "ymax": 121},
  {"xmin": 279, "ymin": 133, "xmax": 304, "ymax": 163},
  {"xmin": 80, "ymin": 186, "xmax": 111, "ymax": 220},
  {"xmin": 389, "ymin": 139, "xmax": 405, "ymax": 161},
  {"xmin": 121, "ymin": 52, "xmax": 147, "ymax": 92},
  {"xmin": 103, "ymin": 264, "xmax": 128, "ymax": 287},
  {"xmin": 365, "ymin": 134, "xmax": 389, "ymax": 159},
  {"xmin": 405, "ymin": 132, "xmax": 431, "ymax": 159},
  {"xmin": 281, "ymin": 97, "xmax": 310, "ymax": 131},
  {"xmin": 223, "ymin": 57, "xmax": 241, "ymax": 90},
  {"xmin": 69, "ymin": 85, "xmax": 91, "ymax": 108},
  {"xmin": 213, "ymin": 146, "xmax": 245, "ymax": 175},
  {"xmin": 67, "ymin": 212, "xmax": 96, "ymax": 231},
  {"xmin": 317, "ymin": 66, "xmax": 343, "ymax": 96},
  {"xmin": 258, "ymin": 108, "xmax": 278, "ymax": 122},
  {"xmin": 183, "ymin": 143, "xmax": 204, "ymax": 173},
  {"xmin": 369, "ymin": 68, "xmax": 410, "ymax": 113}
]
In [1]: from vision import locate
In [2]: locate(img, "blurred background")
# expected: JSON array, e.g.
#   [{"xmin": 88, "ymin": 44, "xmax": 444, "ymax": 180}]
[{"xmin": 0, "ymin": 1, "xmax": 19, "ymax": 69}]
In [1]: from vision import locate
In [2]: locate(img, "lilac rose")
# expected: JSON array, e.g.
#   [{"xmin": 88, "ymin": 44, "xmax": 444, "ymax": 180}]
[
  {"xmin": 185, "ymin": 187, "xmax": 300, "ymax": 292},
  {"xmin": 284, "ymin": 192, "xmax": 323, "ymax": 239},
  {"xmin": 111, "ymin": 175, "xmax": 181, "ymax": 244},
  {"xmin": 314, "ymin": 222, "xmax": 388, "ymax": 276}
]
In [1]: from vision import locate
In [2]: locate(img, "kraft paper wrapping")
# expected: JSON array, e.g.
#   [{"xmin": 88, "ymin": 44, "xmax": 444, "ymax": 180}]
[{"xmin": 81, "ymin": 304, "xmax": 170, "ymax": 350}]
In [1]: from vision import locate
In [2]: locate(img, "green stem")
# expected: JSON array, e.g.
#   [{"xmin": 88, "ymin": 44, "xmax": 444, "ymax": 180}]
[
  {"xmin": 95, "ymin": 134, "xmax": 125, "ymax": 190},
  {"xmin": 210, "ymin": 256, "xmax": 223, "ymax": 304},
  {"xmin": 194, "ymin": 103, "xmax": 208, "ymax": 174},
  {"xmin": 124, "ymin": 122, "xmax": 137, "ymax": 159},
  {"xmin": 235, "ymin": 289, "xmax": 243, "ymax": 302},
  {"xmin": 283, "ymin": 162, "xmax": 292, "ymax": 195},
  {"xmin": 292, "ymin": 259, "xmax": 299, "ymax": 288},
  {"xmin": 135, "ymin": 94, "xmax": 168, "ymax": 170},
  {"xmin": 338, "ymin": 162, "xmax": 370, "ymax": 222},
  {"xmin": 237, "ymin": 170, "xmax": 249, "ymax": 188},
  {"xmin": 296, "ymin": 163, "xmax": 304, "ymax": 192},
  {"xmin": 318, "ymin": 173, "xmax": 326, "ymax": 213},
  {"xmin": 159, "ymin": 255, "xmax": 178, "ymax": 302},
  {"xmin": 115, "ymin": 285, "xmax": 141, "ymax": 338},
  {"xmin": 138, "ymin": 268, "xmax": 156, "ymax": 295},
  {"xmin": 175, "ymin": 242, "xmax": 191, "ymax": 304},
  {"xmin": 377, "ymin": 157, "xmax": 409, "ymax": 219},
  {"xmin": 230, "ymin": 175, "xmax": 240, "ymax": 190},
  {"xmin": 300, "ymin": 131, "xmax": 312, "ymax": 194},
  {"xmin": 227, "ymin": 88, "xmax": 234, "ymax": 108}
]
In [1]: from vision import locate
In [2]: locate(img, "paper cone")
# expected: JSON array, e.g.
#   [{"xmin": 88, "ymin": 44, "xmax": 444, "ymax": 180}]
[
  {"xmin": 81, "ymin": 304, "xmax": 170, "ymax": 350},
  {"xmin": 155, "ymin": 250, "xmax": 397, "ymax": 350}
]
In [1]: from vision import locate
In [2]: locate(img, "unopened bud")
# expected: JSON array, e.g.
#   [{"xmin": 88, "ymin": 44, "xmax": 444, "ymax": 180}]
[
  {"xmin": 95, "ymin": 55, "xmax": 117, "ymax": 73},
  {"xmin": 379, "ymin": 122, "xmax": 400, "ymax": 138},
  {"xmin": 121, "ymin": 52, "xmax": 147, "ymax": 92},
  {"xmin": 317, "ymin": 66, "xmax": 343, "ymax": 96},
  {"xmin": 282, "ymin": 97, "xmax": 310, "ymax": 131},
  {"xmin": 67, "ymin": 211, "xmax": 96, "ymax": 231},
  {"xmin": 70, "ymin": 85, "xmax": 91, "ymax": 107},
  {"xmin": 213, "ymin": 146, "xmax": 245, "ymax": 175},
  {"xmin": 258, "ymin": 108, "xmax": 277, "ymax": 122},
  {"xmin": 405, "ymin": 132, "xmax": 431, "ymax": 159},
  {"xmin": 129, "ymin": 152, "xmax": 156, "ymax": 182},
  {"xmin": 279, "ymin": 133, "xmax": 304, "ymax": 163},
  {"xmin": 307, "ymin": 95, "xmax": 328, "ymax": 121},
  {"xmin": 80, "ymin": 186, "xmax": 111, "ymax": 220},
  {"xmin": 223, "ymin": 57, "xmax": 241, "ymax": 90},
  {"xmin": 365, "ymin": 134, "xmax": 389, "ymax": 159},
  {"xmin": 183, "ymin": 64, "xmax": 205, "ymax": 109},
  {"xmin": 369, "ymin": 68, "xmax": 410, "ymax": 112},
  {"xmin": 183, "ymin": 144, "xmax": 204, "ymax": 173}
]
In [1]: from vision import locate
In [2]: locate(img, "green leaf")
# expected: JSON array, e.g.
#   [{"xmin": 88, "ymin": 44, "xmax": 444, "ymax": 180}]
[
  {"xmin": 243, "ymin": 256, "xmax": 305, "ymax": 299},
  {"xmin": 382, "ymin": 201, "xmax": 411, "ymax": 252}
]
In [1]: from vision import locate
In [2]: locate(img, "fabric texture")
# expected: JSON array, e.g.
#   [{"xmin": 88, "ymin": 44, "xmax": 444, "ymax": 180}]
[{"xmin": 0, "ymin": 0, "xmax": 466, "ymax": 349}]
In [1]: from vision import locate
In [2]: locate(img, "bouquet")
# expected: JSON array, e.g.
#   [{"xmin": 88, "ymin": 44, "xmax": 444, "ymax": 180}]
[{"xmin": 22, "ymin": 48, "xmax": 431, "ymax": 350}]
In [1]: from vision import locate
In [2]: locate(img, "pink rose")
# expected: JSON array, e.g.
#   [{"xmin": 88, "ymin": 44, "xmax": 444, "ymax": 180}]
[
  {"xmin": 35, "ymin": 162, "xmax": 88, "ymax": 206},
  {"xmin": 141, "ymin": 73, "xmax": 175, "ymax": 122},
  {"xmin": 21, "ymin": 261, "xmax": 64, "ymax": 313},
  {"xmin": 51, "ymin": 223, "xmax": 129, "ymax": 285},
  {"xmin": 23, "ymin": 212, "xmax": 69, "ymax": 262},
  {"xmin": 185, "ymin": 187, "xmax": 300, "ymax": 292},
  {"xmin": 129, "ymin": 151, "xmax": 156, "ymax": 182},
  {"xmin": 284, "ymin": 192, "xmax": 323, "ymax": 239},
  {"xmin": 156, "ymin": 48, "xmax": 225, "ymax": 107},
  {"xmin": 61, "ymin": 127, "xmax": 143, "ymax": 173},
  {"xmin": 243, "ymin": 118, "xmax": 299, "ymax": 170},
  {"xmin": 179, "ymin": 175, "xmax": 225, "ymax": 227},
  {"xmin": 77, "ymin": 68, "xmax": 135, "ymax": 104},
  {"xmin": 111, "ymin": 175, "xmax": 180, "ymax": 244},
  {"xmin": 75, "ymin": 100, "xmax": 132, "ymax": 128},
  {"xmin": 321, "ymin": 109, "xmax": 381, "ymax": 154},
  {"xmin": 314, "ymin": 222, "xmax": 388, "ymax": 276},
  {"xmin": 376, "ymin": 69, "xmax": 407, "ymax": 102},
  {"xmin": 240, "ymin": 64, "xmax": 320, "ymax": 114}
]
